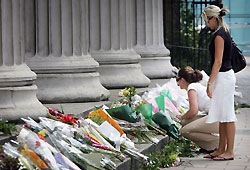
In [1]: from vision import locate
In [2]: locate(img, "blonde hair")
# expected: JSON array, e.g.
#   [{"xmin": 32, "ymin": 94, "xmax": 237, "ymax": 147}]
[{"xmin": 201, "ymin": 5, "xmax": 230, "ymax": 33}]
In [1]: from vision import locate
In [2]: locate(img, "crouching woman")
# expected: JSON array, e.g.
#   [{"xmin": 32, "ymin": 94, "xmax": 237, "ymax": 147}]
[{"xmin": 176, "ymin": 66, "xmax": 219, "ymax": 152}]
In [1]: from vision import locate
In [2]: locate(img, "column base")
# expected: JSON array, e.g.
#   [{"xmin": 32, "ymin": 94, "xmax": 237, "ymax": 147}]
[
  {"xmin": 26, "ymin": 55, "xmax": 99, "ymax": 73},
  {"xmin": 0, "ymin": 85, "xmax": 47, "ymax": 121},
  {"xmin": 91, "ymin": 50, "xmax": 140, "ymax": 64},
  {"xmin": 0, "ymin": 65, "xmax": 36, "ymax": 87},
  {"xmin": 36, "ymin": 72, "xmax": 110, "ymax": 103},
  {"xmin": 134, "ymin": 45, "xmax": 170, "ymax": 58},
  {"xmin": 139, "ymin": 57, "xmax": 175, "ymax": 79},
  {"xmin": 98, "ymin": 63, "xmax": 150, "ymax": 88}
]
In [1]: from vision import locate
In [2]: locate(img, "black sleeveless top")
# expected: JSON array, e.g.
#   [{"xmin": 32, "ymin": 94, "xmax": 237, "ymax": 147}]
[{"xmin": 209, "ymin": 27, "xmax": 232, "ymax": 72}]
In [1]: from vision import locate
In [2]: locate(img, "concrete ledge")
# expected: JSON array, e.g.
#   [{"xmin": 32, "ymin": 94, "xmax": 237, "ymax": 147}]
[{"xmin": 117, "ymin": 135, "xmax": 170, "ymax": 170}]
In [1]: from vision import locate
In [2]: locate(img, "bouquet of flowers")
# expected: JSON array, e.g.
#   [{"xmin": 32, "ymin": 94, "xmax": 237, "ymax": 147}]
[
  {"xmin": 118, "ymin": 86, "xmax": 137, "ymax": 105},
  {"xmin": 135, "ymin": 103, "xmax": 153, "ymax": 125},
  {"xmin": 106, "ymin": 104, "xmax": 139, "ymax": 123},
  {"xmin": 47, "ymin": 107, "xmax": 77, "ymax": 125},
  {"xmin": 51, "ymin": 133, "xmax": 102, "ymax": 170},
  {"xmin": 116, "ymin": 119, "xmax": 159, "ymax": 144},
  {"xmin": 18, "ymin": 128, "xmax": 62, "ymax": 170},
  {"xmin": 22, "ymin": 117, "xmax": 119, "ymax": 169},
  {"xmin": 104, "ymin": 87, "xmax": 141, "ymax": 123},
  {"xmin": 88, "ymin": 108, "xmax": 124, "ymax": 135},
  {"xmin": 152, "ymin": 111, "xmax": 179, "ymax": 139}
]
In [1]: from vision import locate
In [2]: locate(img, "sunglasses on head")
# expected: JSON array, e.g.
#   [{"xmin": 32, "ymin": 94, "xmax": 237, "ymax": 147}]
[
  {"xmin": 176, "ymin": 77, "xmax": 181, "ymax": 82},
  {"xmin": 207, "ymin": 16, "xmax": 213, "ymax": 22}
]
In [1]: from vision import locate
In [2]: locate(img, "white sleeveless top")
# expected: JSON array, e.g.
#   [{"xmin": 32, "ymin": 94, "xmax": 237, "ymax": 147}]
[{"xmin": 187, "ymin": 83, "xmax": 210, "ymax": 112}]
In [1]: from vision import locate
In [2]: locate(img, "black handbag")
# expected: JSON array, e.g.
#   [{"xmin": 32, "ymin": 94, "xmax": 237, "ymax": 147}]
[{"xmin": 231, "ymin": 39, "xmax": 246, "ymax": 73}]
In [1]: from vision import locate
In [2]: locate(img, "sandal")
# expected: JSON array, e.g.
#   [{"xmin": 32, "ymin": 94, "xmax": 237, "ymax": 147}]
[
  {"xmin": 203, "ymin": 153, "xmax": 217, "ymax": 159},
  {"xmin": 213, "ymin": 156, "xmax": 234, "ymax": 161}
]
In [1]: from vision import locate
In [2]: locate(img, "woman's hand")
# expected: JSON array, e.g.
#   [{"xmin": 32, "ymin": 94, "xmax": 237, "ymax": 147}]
[
  {"xmin": 207, "ymin": 84, "xmax": 212, "ymax": 98},
  {"xmin": 179, "ymin": 127, "xmax": 182, "ymax": 135},
  {"xmin": 176, "ymin": 115, "xmax": 182, "ymax": 119}
]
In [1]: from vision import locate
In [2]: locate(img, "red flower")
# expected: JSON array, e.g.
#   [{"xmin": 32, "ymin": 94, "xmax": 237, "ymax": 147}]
[
  {"xmin": 60, "ymin": 114, "xmax": 77, "ymax": 124},
  {"xmin": 122, "ymin": 101, "xmax": 129, "ymax": 105}
]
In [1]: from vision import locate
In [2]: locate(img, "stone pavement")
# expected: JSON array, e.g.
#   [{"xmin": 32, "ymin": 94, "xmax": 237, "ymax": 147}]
[{"xmin": 162, "ymin": 108, "xmax": 250, "ymax": 170}]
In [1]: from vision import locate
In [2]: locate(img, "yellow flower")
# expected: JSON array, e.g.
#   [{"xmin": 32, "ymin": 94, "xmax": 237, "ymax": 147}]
[
  {"xmin": 123, "ymin": 89, "xmax": 129, "ymax": 96},
  {"xmin": 38, "ymin": 129, "xmax": 46, "ymax": 137}
]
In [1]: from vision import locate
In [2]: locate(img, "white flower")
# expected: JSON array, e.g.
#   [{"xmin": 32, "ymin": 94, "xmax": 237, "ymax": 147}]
[{"xmin": 118, "ymin": 90, "xmax": 124, "ymax": 97}]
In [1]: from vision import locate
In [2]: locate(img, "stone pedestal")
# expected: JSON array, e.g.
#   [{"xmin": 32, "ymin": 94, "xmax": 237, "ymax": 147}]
[
  {"xmin": 24, "ymin": 0, "xmax": 110, "ymax": 103},
  {"xmin": 132, "ymin": 0, "xmax": 174, "ymax": 78},
  {"xmin": 0, "ymin": 0, "xmax": 47, "ymax": 121},
  {"xmin": 89, "ymin": 0, "xmax": 150, "ymax": 88}
]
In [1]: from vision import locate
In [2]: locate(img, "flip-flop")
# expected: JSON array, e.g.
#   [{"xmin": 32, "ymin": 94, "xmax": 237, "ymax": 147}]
[
  {"xmin": 213, "ymin": 156, "xmax": 234, "ymax": 161},
  {"xmin": 203, "ymin": 153, "xmax": 216, "ymax": 159}
]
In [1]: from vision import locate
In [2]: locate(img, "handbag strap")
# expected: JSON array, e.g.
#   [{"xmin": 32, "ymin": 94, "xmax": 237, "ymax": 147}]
[{"xmin": 231, "ymin": 37, "xmax": 237, "ymax": 47}]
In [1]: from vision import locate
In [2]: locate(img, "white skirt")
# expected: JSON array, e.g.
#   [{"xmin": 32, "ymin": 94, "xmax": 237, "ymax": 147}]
[{"xmin": 206, "ymin": 69, "xmax": 237, "ymax": 123}]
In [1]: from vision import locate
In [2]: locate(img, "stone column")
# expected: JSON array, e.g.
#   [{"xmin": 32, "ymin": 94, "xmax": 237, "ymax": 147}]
[
  {"xmin": 89, "ymin": 0, "xmax": 150, "ymax": 88},
  {"xmin": 0, "ymin": 0, "xmax": 47, "ymax": 121},
  {"xmin": 25, "ymin": 0, "xmax": 110, "ymax": 103},
  {"xmin": 132, "ymin": 0, "xmax": 174, "ymax": 78}
]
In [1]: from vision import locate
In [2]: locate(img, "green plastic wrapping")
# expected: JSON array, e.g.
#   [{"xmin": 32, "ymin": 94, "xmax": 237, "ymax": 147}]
[
  {"xmin": 155, "ymin": 95, "xmax": 165, "ymax": 111},
  {"xmin": 135, "ymin": 104, "xmax": 153, "ymax": 125},
  {"xmin": 152, "ymin": 111, "xmax": 179, "ymax": 139},
  {"xmin": 106, "ymin": 105, "xmax": 138, "ymax": 123}
]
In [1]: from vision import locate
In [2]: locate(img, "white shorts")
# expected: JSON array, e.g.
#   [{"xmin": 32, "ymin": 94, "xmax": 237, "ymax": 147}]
[{"xmin": 206, "ymin": 69, "xmax": 237, "ymax": 123}]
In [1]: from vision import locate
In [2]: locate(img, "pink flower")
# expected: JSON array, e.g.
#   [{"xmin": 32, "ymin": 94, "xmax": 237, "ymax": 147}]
[
  {"xmin": 24, "ymin": 124, "xmax": 30, "ymax": 128},
  {"xmin": 35, "ymin": 141, "xmax": 40, "ymax": 146},
  {"xmin": 37, "ymin": 134, "xmax": 46, "ymax": 142}
]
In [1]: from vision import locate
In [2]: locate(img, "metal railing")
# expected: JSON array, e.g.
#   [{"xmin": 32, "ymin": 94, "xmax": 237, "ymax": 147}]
[{"xmin": 163, "ymin": 0, "xmax": 222, "ymax": 74}]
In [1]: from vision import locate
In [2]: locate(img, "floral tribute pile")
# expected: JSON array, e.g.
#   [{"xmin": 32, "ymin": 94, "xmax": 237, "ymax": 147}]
[{"xmin": 1, "ymin": 76, "xmax": 202, "ymax": 170}]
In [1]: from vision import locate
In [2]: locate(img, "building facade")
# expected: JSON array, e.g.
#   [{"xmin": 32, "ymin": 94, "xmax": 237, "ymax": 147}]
[{"xmin": 0, "ymin": 0, "xmax": 173, "ymax": 120}]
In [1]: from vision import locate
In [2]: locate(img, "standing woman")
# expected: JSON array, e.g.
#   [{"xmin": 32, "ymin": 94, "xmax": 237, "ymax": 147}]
[{"xmin": 201, "ymin": 5, "xmax": 236, "ymax": 161}]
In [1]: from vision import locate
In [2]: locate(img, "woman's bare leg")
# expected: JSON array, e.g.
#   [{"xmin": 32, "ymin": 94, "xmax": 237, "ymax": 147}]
[
  {"xmin": 215, "ymin": 122, "xmax": 235, "ymax": 159},
  {"xmin": 204, "ymin": 122, "xmax": 226, "ymax": 158}
]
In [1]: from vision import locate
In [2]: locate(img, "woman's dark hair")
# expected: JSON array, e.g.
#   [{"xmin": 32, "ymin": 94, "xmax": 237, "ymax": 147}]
[{"xmin": 178, "ymin": 66, "xmax": 203, "ymax": 83}]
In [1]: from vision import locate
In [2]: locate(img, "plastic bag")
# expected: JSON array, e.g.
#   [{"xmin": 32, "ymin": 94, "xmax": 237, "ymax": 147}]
[
  {"xmin": 164, "ymin": 97, "xmax": 181, "ymax": 118},
  {"xmin": 160, "ymin": 89, "xmax": 173, "ymax": 101},
  {"xmin": 199, "ymin": 70, "xmax": 209, "ymax": 87},
  {"xmin": 161, "ymin": 78, "xmax": 182, "ymax": 103},
  {"xmin": 155, "ymin": 95, "xmax": 165, "ymax": 111},
  {"xmin": 146, "ymin": 95, "xmax": 165, "ymax": 114}
]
